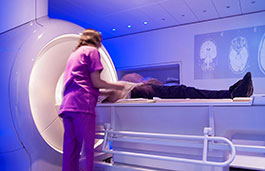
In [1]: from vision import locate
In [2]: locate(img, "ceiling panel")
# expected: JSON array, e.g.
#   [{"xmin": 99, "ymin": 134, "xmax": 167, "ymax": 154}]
[
  {"xmin": 99, "ymin": 9, "xmax": 151, "ymax": 36},
  {"xmin": 212, "ymin": 0, "xmax": 242, "ymax": 17},
  {"xmin": 76, "ymin": 0, "xmax": 166, "ymax": 17},
  {"xmin": 240, "ymin": 0, "xmax": 265, "ymax": 13},
  {"xmin": 160, "ymin": 0, "xmax": 198, "ymax": 24},
  {"xmin": 99, "ymin": 2, "xmax": 180, "ymax": 37},
  {"xmin": 184, "ymin": 0, "xmax": 219, "ymax": 20},
  {"xmin": 139, "ymin": 3, "xmax": 179, "ymax": 28},
  {"xmin": 48, "ymin": 0, "xmax": 265, "ymax": 39}
]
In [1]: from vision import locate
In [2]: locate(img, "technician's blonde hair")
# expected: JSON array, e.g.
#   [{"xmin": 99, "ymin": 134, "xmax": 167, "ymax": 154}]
[{"xmin": 75, "ymin": 29, "xmax": 102, "ymax": 50}]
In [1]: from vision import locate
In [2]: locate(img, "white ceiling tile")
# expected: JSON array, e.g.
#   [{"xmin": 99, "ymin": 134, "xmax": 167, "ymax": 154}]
[
  {"xmin": 212, "ymin": 0, "xmax": 242, "ymax": 17},
  {"xmin": 62, "ymin": 0, "xmax": 171, "ymax": 37},
  {"xmin": 139, "ymin": 3, "xmax": 179, "ymax": 28},
  {"xmin": 73, "ymin": 0, "xmax": 167, "ymax": 17},
  {"xmin": 240, "ymin": 0, "xmax": 265, "ymax": 13},
  {"xmin": 159, "ymin": 0, "xmax": 198, "ymax": 24},
  {"xmin": 99, "ymin": 9, "xmax": 155, "ymax": 37},
  {"xmin": 104, "ymin": 11, "xmax": 146, "ymax": 30},
  {"xmin": 184, "ymin": 0, "xmax": 219, "ymax": 20}
]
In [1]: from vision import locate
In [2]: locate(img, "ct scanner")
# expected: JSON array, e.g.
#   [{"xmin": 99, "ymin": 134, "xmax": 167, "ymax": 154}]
[{"xmin": 0, "ymin": 17, "xmax": 117, "ymax": 171}]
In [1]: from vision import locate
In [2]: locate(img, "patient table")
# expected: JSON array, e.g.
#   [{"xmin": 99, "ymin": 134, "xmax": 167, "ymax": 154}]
[{"xmin": 91, "ymin": 96, "xmax": 265, "ymax": 171}]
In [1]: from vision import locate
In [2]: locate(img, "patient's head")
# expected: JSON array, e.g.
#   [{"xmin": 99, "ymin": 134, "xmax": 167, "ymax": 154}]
[
  {"xmin": 121, "ymin": 73, "xmax": 163, "ymax": 85},
  {"xmin": 121, "ymin": 73, "xmax": 143, "ymax": 83},
  {"xmin": 143, "ymin": 78, "xmax": 163, "ymax": 85}
]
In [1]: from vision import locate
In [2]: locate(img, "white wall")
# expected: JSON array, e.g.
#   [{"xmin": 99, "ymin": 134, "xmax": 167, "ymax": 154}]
[
  {"xmin": 0, "ymin": 0, "xmax": 48, "ymax": 33},
  {"xmin": 103, "ymin": 11, "xmax": 265, "ymax": 94}
]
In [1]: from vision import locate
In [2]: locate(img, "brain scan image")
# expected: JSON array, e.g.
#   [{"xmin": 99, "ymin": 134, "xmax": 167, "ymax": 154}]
[
  {"xmin": 200, "ymin": 40, "xmax": 217, "ymax": 71},
  {"xmin": 258, "ymin": 33, "xmax": 265, "ymax": 74},
  {"xmin": 229, "ymin": 36, "xmax": 248, "ymax": 73}
]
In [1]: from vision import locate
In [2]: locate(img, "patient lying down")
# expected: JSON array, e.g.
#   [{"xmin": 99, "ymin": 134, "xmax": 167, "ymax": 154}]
[{"xmin": 100, "ymin": 72, "xmax": 254, "ymax": 103}]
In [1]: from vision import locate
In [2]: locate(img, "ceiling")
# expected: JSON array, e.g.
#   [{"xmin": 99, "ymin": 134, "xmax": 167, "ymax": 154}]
[{"xmin": 48, "ymin": 0, "xmax": 265, "ymax": 39}]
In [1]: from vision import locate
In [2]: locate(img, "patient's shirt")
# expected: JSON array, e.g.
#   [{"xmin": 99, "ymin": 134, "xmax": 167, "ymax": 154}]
[{"xmin": 119, "ymin": 81, "xmax": 143, "ymax": 99}]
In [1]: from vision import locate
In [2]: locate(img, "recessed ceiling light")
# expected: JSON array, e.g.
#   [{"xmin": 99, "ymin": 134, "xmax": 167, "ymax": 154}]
[
  {"xmin": 128, "ymin": 25, "xmax": 131, "ymax": 28},
  {"xmin": 203, "ymin": 10, "xmax": 207, "ymax": 13},
  {"xmin": 112, "ymin": 28, "xmax": 116, "ymax": 31},
  {"xmin": 181, "ymin": 14, "xmax": 185, "ymax": 17},
  {"xmin": 251, "ymin": 1, "xmax": 256, "ymax": 4},
  {"xmin": 161, "ymin": 18, "xmax": 166, "ymax": 21},
  {"xmin": 226, "ymin": 6, "xmax": 230, "ymax": 8},
  {"xmin": 143, "ymin": 21, "xmax": 148, "ymax": 25}
]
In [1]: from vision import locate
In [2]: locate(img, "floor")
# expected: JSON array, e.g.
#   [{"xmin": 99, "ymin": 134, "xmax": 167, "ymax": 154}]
[{"xmin": 230, "ymin": 167, "xmax": 260, "ymax": 171}]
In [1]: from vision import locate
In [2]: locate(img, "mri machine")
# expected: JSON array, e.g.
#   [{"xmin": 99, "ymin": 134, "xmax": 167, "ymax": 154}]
[
  {"xmin": 0, "ymin": 17, "xmax": 117, "ymax": 170},
  {"xmin": 1, "ymin": 16, "xmax": 265, "ymax": 171}
]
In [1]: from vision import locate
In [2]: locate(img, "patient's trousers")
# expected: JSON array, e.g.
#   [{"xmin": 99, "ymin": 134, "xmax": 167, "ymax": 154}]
[{"xmin": 131, "ymin": 84, "xmax": 232, "ymax": 99}]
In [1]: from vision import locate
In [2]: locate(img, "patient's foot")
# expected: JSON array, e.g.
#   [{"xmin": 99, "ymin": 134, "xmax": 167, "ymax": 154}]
[
  {"xmin": 231, "ymin": 72, "xmax": 253, "ymax": 98},
  {"xmin": 229, "ymin": 79, "xmax": 242, "ymax": 93}
]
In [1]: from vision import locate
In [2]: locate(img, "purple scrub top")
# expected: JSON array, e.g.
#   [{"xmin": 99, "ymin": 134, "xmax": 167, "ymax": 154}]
[{"xmin": 59, "ymin": 46, "xmax": 103, "ymax": 116}]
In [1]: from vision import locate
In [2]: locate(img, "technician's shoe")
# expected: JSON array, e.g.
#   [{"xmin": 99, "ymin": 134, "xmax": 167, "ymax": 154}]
[{"xmin": 231, "ymin": 72, "xmax": 253, "ymax": 98}]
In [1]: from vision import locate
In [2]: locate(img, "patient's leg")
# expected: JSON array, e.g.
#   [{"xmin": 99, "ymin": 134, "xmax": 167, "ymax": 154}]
[
  {"xmin": 131, "ymin": 72, "xmax": 253, "ymax": 99},
  {"xmin": 152, "ymin": 85, "xmax": 232, "ymax": 99},
  {"xmin": 131, "ymin": 84, "xmax": 232, "ymax": 99},
  {"xmin": 158, "ymin": 72, "xmax": 254, "ymax": 99}
]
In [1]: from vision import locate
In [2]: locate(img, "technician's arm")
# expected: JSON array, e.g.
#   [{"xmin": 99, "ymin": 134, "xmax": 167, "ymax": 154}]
[{"xmin": 91, "ymin": 70, "xmax": 124, "ymax": 90}]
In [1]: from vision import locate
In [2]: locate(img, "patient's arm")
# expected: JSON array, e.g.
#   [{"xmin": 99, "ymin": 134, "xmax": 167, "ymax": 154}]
[
  {"xmin": 101, "ymin": 81, "xmax": 144, "ymax": 103},
  {"xmin": 102, "ymin": 90, "xmax": 124, "ymax": 103}
]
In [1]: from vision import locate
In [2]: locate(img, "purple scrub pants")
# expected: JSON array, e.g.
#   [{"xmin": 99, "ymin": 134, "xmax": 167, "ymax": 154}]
[{"xmin": 62, "ymin": 112, "xmax": 95, "ymax": 171}]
